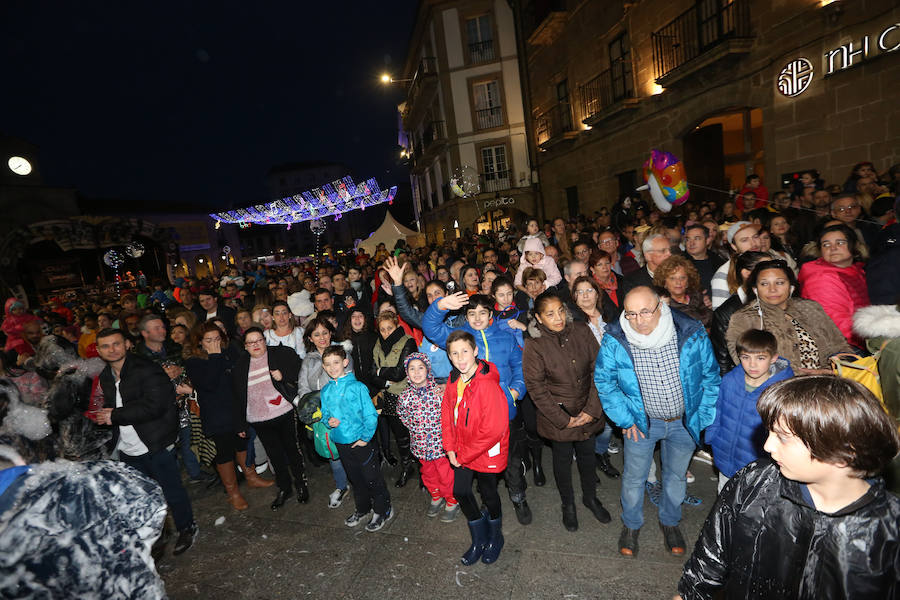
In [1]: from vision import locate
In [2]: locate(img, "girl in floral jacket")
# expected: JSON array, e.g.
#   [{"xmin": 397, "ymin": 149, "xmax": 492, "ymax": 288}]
[{"xmin": 397, "ymin": 352, "xmax": 459, "ymax": 522}]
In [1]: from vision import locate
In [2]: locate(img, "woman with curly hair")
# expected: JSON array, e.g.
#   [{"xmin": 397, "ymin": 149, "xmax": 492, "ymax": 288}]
[{"xmin": 653, "ymin": 255, "xmax": 712, "ymax": 328}]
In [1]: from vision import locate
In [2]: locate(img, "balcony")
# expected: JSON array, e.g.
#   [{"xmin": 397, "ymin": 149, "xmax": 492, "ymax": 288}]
[
  {"xmin": 580, "ymin": 67, "xmax": 638, "ymax": 126},
  {"xmin": 535, "ymin": 103, "xmax": 577, "ymax": 148},
  {"xmin": 401, "ymin": 57, "xmax": 439, "ymax": 128},
  {"xmin": 468, "ymin": 40, "xmax": 496, "ymax": 64},
  {"xmin": 480, "ymin": 169, "xmax": 512, "ymax": 194},
  {"xmin": 651, "ymin": 0, "xmax": 753, "ymax": 86},
  {"xmin": 422, "ymin": 120, "xmax": 447, "ymax": 150},
  {"xmin": 474, "ymin": 106, "xmax": 503, "ymax": 130}
]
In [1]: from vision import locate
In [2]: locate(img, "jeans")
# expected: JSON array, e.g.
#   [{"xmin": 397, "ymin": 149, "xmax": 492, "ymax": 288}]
[
  {"xmin": 177, "ymin": 425, "xmax": 202, "ymax": 478},
  {"xmin": 330, "ymin": 458, "xmax": 348, "ymax": 490},
  {"xmin": 504, "ymin": 415, "xmax": 526, "ymax": 501},
  {"xmin": 551, "ymin": 437, "xmax": 596, "ymax": 504},
  {"xmin": 594, "ymin": 418, "xmax": 613, "ymax": 454},
  {"xmin": 621, "ymin": 418, "xmax": 696, "ymax": 530},
  {"xmin": 336, "ymin": 440, "xmax": 390, "ymax": 515},
  {"xmin": 121, "ymin": 447, "xmax": 194, "ymax": 531}
]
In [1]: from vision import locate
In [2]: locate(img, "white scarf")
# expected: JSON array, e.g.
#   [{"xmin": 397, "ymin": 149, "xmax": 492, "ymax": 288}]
[{"xmin": 620, "ymin": 300, "xmax": 676, "ymax": 350}]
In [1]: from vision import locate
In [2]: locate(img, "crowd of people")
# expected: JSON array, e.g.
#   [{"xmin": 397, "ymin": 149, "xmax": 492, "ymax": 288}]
[{"xmin": 2, "ymin": 161, "xmax": 900, "ymax": 597}]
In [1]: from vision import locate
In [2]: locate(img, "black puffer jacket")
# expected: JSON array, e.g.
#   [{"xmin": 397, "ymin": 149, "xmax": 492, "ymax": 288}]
[
  {"xmin": 710, "ymin": 292, "xmax": 744, "ymax": 375},
  {"xmin": 678, "ymin": 460, "xmax": 900, "ymax": 599}
]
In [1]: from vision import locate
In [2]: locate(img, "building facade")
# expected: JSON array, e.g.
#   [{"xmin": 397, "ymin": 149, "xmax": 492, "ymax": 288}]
[
  {"xmin": 515, "ymin": 0, "xmax": 900, "ymax": 218},
  {"xmin": 400, "ymin": 0, "xmax": 538, "ymax": 242}
]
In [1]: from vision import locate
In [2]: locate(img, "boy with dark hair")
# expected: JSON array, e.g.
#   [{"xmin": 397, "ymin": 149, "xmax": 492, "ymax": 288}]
[
  {"xmin": 320, "ymin": 345, "xmax": 393, "ymax": 532},
  {"xmin": 705, "ymin": 329, "xmax": 793, "ymax": 491},
  {"xmin": 677, "ymin": 376, "xmax": 900, "ymax": 600},
  {"xmin": 443, "ymin": 330, "xmax": 509, "ymax": 565}
]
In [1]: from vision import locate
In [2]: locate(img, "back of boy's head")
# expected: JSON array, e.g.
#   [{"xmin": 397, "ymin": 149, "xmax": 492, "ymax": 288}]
[
  {"xmin": 522, "ymin": 266, "xmax": 547, "ymax": 283},
  {"xmin": 736, "ymin": 329, "xmax": 777, "ymax": 357},
  {"xmin": 446, "ymin": 329, "xmax": 477, "ymax": 350},
  {"xmin": 757, "ymin": 376, "xmax": 900, "ymax": 478},
  {"xmin": 466, "ymin": 294, "xmax": 493, "ymax": 313},
  {"xmin": 322, "ymin": 345, "xmax": 346, "ymax": 361}
]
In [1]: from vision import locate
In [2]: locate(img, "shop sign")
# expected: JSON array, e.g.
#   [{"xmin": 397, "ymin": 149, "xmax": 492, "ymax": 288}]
[
  {"xmin": 824, "ymin": 22, "xmax": 900, "ymax": 75},
  {"xmin": 777, "ymin": 58, "xmax": 814, "ymax": 97},
  {"xmin": 484, "ymin": 196, "xmax": 515, "ymax": 210}
]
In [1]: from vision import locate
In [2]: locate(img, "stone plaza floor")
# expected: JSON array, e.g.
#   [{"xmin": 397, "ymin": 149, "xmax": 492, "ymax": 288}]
[{"xmin": 157, "ymin": 450, "xmax": 719, "ymax": 599}]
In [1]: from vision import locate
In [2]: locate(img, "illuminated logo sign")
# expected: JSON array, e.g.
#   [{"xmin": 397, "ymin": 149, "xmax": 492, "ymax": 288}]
[
  {"xmin": 778, "ymin": 58, "xmax": 814, "ymax": 97},
  {"xmin": 824, "ymin": 22, "xmax": 900, "ymax": 75}
]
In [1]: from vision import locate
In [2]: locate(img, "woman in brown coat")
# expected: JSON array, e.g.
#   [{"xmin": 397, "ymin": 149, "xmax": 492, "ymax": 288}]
[
  {"xmin": 725, "ymin": 260, "xmax": 850, "ymax": 375},
  {"xmin": 522, "ymin": 292, "xmax": 612, "ymax": 532}
]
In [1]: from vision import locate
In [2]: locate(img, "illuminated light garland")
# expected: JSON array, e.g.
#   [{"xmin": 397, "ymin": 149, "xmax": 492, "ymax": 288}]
[{"xmin": 210, "ymin": 176, "xmax": 397, "ymax": 227}]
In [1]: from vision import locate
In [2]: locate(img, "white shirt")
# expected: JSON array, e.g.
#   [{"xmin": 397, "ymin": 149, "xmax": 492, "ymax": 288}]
[
  {"xmin": 264, "ymin": 327, "xmax": 306, "ymax": 359},
  {"xmin": 114, "ymin": 379, "xmax": 149, "ymax": 457}
]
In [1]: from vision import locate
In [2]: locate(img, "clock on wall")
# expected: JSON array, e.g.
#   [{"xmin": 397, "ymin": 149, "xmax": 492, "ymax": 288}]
[{"xmin": 8, "ymin": 156, "xmax": 32, "ymax": 176}]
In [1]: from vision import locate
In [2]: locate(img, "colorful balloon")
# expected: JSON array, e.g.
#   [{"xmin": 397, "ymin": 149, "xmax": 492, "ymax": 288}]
[{"xmin": 636, "ymin": 149, "xmax": 690, "ymax": 213}]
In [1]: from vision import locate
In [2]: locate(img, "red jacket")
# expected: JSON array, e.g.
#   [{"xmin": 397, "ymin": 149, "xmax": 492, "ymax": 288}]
[
  {"xmin": 442, "ymin": 360, "xmax": 509, "ymax": 473},
  {"xmin": 798, "ymin": 258, "xmax": 870, "ymax": 348}
]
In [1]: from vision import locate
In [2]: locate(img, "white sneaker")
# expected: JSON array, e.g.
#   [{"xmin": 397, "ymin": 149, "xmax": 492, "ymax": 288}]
[
  {"xmin": 328, "ymin": 488, "xmax": 348, "ymax": 509},
  {"xmin": 365, "ymin": 507, "xmax": 395, "ymax": 532},
  {"xmin": 607, "ymin": 440, "xmax": 621, "ymax": 454},
  {"xmin": 686, "ymin": 470, "xmax": 696, "ymax": 484},
  {"xmin": 693, "ymin": 450, "xmax": 713, "ymax": 465},
  {"xmin": 255, "ymin": 462, "xmax": 268, "ymax": 474}
]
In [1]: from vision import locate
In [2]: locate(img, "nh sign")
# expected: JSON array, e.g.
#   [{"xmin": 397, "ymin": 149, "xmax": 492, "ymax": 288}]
[{"xmin": 824, "ymin": 22, "xmax": 900, "ymax": 75}]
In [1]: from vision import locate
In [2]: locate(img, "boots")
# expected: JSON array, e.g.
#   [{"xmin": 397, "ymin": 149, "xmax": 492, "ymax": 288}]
[
  {"xmin": 395, "ymin": 461, "xmax": 415, "ymax": 488},
  {"xmin": 481, "ymin": 513, "xmax": 504, "ymax": 564},
  {"xmin": 530, "ymin": 446, "xmax": 546, "ymax": 487},
  {"xmin": 236, "ymin": 450, "xmax": 274, "ymax": 488},
  {"xmin": 596, "ymin": 452, "xmax": 621, "ymax": 479},
  {"xmin": 216, "ymin": 462, "xmax": 248, "ymax": 510},
  {"xmin": 461, "ymin": 514, "xmax": 489, "ymax": 565},
  {"xmin": 512, "ymin": 499, "xmax": 532, "ymax": 525},
  {"xmin": 562, "ymin": 502, "xmax": 578, "ymax": 531}
]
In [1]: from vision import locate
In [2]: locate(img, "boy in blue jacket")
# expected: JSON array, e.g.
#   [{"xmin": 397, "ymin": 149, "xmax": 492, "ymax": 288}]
[
  {"xmin": 705, "ymin": 329, "xmax": 794, "ymax": 492},
  {"xmin": 320, "ymin": 345, "xmax": 393, "ymax": 532}
]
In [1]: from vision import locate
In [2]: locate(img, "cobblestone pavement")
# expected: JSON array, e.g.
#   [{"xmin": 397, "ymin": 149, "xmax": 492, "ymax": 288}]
[{"xmin": 157, "ymin": 451, "xmax": 719, "ymax": 600}]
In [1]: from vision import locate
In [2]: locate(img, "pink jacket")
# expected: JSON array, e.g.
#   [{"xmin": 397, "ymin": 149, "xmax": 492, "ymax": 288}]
[
  {"xmin": 798, "ymin": 258, "xmax": 869, "ymax": 348},
  {"xmin": 514, "ymin": 238, "xmax": 562, "ymax": 288}
]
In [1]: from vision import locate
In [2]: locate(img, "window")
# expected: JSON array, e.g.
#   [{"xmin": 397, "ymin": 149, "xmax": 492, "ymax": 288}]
[
  {"xmin": 609, "ymin": 33, "xmax": 634, "ymax": 101},
  {"xmin": 481, "ymin": 145, "xmax": 510, "ymax": 193},
  {"xmin": 466, "ymin": 15, "xmax": 495, "ymax": 63},
  {"xmin": 556, "ymin": 79, "xmax": 572, "ymax": 131},
  {"xmin": 473, "ymin": 80, "xmax": 503, "ymax": 129}
]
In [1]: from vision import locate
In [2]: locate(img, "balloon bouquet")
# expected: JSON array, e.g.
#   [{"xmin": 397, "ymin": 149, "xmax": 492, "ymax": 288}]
[{"xmin": 636, "ymin": 149, "xmax": 690, "ymax": 212}]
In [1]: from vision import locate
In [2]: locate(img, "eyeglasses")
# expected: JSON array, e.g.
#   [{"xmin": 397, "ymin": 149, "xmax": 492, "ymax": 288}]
[
  {"xmin": 574, "ymin": 288, "xmax": 596, "ymax": 296},
  {"xmin": 835, "ymin": 204, "xmax": 860, "ymax": 213},
  {"xmin": 821, "ymin": 239, "xmax": 848, "ymax": 248},
  {"xmin": 244, "ymin": 338, "xmax": 265, "ymax": 347},
  {"xmin": 599, "ymin": 239, "xmax": 617, "ymax": 246},
  {"xmin": 624, "ymin": 301, "xmax": 660, "ymax": 320}
]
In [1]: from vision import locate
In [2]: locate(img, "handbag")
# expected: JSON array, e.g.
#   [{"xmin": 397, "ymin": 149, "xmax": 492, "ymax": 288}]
[{"xmin": 830, "ymin": 350, "xmax": 884, "ymax": 403}]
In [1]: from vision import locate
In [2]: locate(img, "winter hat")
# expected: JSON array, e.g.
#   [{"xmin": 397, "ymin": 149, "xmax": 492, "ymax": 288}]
[{"xmin": 726, "ymin": 221, "xmax": 758, "ymax": 245}]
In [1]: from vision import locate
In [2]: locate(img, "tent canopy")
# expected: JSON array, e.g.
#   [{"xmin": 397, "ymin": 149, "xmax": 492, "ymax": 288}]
[{"xmin": 358, "ymin": 211, "xmax": 418, "ymax": 255}]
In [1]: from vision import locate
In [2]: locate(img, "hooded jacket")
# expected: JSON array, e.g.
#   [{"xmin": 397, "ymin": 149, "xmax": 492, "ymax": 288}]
[
  {"xmin": 725, "ymin": 297, "xmax": 850, "ymax": 370},
  {"xmin": 423, "ymin": 300, "xmax": 525, "ymax": 419},
  {"xmin": 2, "ymin": 298, "xmax": 38, "ymax": 353},
  {"xmin": 678, "ymin": 460, "xmax": 900, "ymax": 600},
  {"xmin": 704, "ymin": 357, "xmax": 794, "ymax": 477},
  {"xmin": 397, "ymin": 353, "xmax": 445, "ymax": 461},
  {"xmin": 853, "ymin": 304, "xmax": 900, "ymax": 420},
  {"xmin": 593, "ymin": 307, "xmax": 720, "ymax": 443},
  {"xmin": 523, "ymin": 320, "xmax": 605, "ymax": 442},
  {"xmin": 798, "ymin": 258, "xmax": 869, "ymax": 348},
  {"xmin": 442, "ymin": 359, "xmax": 509, "ymax": 472},
  {"xmin": 320, "ymin": 372, "xmax": 378, "ymax": 444},
  {"xmin": 297, "ymin": 340, "xmax": 354, "ymax": 399},
  {"xmin": 514, "ymin": 237, "xmax": 562, "ymax": 288}
]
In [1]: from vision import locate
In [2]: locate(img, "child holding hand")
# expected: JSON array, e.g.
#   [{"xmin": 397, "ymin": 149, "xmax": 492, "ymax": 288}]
[
  {"xmin": 397, "ymin": 352, "xmax": 460, "ymax": 522},
  {"xmin": 320, "ymin": 345, "xmax": 393, "ymax": 532}
]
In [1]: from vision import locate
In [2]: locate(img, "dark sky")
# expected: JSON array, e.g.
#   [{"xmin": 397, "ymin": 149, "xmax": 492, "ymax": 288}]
[{"xmin": 0, "ymin": 1, "xmax": 417, "ymax": 210}]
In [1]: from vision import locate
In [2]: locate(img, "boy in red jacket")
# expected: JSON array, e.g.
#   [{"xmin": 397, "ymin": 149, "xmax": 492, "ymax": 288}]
[{"xmin": 442, "ymin": 330, "xmax": 509, "ymax": 566}]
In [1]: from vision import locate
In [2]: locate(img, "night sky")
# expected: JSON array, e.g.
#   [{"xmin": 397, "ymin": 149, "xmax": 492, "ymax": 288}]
[{"xmin": 0, "ymin": 1, "xmax": 417, "ymax": 211}]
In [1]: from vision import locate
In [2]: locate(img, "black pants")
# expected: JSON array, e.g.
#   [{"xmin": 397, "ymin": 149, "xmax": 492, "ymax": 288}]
[
  {"xmin": 336, "ymin": 440, "xmax": 391, "ymax": 515},
  {"xmin": 210, "ymin": 432, "xmax": 248, "ymax": 465},
  {"xmin": 377, "ymin": 414, "xmax": 413, "ymax": 463},
  {"xmin": 519, "ymin": 394, "xmax": 544, "ymax": 450},
  {"xmin": 551, "ymin": 436, "xmax": 597, "ymax": 504},
  {"xmin": 121, "ymin": 447, "xmax": 194, "ymax": 531},
  {"xmin": 504, "ymin": 415, "xmax": 526, "ymax": 501},
  {"xmin": 253, "ymin": 411, "xmax": 306, "ymax": 493},
  {"xmin": 454, "ymin": 466, "xmax": 501, "ymax": 521}
]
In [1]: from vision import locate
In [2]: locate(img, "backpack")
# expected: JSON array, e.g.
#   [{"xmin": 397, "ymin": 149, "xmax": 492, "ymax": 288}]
[
  {"xmin": 310, "ymin": 408, "xmax": 338, "ymax": 460},
  {"xmin": 830, "ymin": 350, "xmax": 884, "ymax": 404}
]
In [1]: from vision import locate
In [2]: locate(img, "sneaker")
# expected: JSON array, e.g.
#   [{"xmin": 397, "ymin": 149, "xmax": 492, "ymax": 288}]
[
  {"xmin": 646, "ymin": 481, "xmax": 663, "ymax": 506},
  {"xmin": 255, "ymin": 462, "xmax": 268, "ymax": 474},
  {"xmin": 344, "ymin": 510, "xmax": 371, "ymax": 527},
  {"xmin": 328, "ymin": 488, "xmax": 348, "ymax": 509},
  {"xmin": 173, "ymin": 522, "xmax": 198, "ymax": 556},
  {"xmin": 686, "ymin": 470, "xmax": 696, "ymax": 484},
  {"xmin": 440, "ymin": 503, "xmax": 461, "ymax": 523},
  {"xmin": 607, "ymin": 439, "xmax": 621, "ymax": 455},
  {"xmin": 365, "ymin": 507, "xmax": 395, "ymax": 532},
  {"xmin": 660, "ymin": 524, "xmax": 686, "ymax": 555},
  {"xmin": 426, "ymin": 497, "xmax": 446, "ymax": 518},
  {"xmin": 692, "ymin": 450, "xmax": 713, "ymax": 465},
  {"xmin": 189, "ymin": 471, "xmax": 216, "ymax": 484}
]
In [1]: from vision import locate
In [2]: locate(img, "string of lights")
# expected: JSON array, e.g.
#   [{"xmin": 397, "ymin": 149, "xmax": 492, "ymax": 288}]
[{"xmin": 210, "ymin": 175, "xmax": 397, "ymax": 228}]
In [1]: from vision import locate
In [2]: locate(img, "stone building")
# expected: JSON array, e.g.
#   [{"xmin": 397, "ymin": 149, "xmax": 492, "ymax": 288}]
[
  {"xmin": 515, "ymin": 0, "xmax": 900, "ymax": 218},
  {"xmin": 398, "ymin": 0, "xmax": 539, "ymax": 241}
]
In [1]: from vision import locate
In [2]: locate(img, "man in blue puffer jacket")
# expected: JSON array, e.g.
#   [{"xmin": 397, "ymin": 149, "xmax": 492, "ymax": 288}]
[
  {"xmin": 594, "ymin": 286, "xmax": 720, "ymax": 559},
  {"xmin": 423, "ymin": 292, "xmax": 532, "ymax": 525}
]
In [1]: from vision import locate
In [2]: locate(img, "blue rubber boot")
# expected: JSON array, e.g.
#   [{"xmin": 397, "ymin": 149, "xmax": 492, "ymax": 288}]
[
  {"xmin": 481, "ymin": 514, "xmax": 504, "ymax": 564},
  {"xmin": 461, "ymin": 515, "xmax": 489, "ymax": 565}
]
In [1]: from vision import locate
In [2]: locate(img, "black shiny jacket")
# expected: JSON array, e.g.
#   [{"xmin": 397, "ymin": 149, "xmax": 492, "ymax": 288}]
[{"xmin": 678, "ymin": 460, "xmax": 900, "ymax": 600}]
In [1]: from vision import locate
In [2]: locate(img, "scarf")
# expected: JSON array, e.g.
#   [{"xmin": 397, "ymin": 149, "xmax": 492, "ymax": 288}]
[{"xmin": 620, "ymin": 299, "xmax": 676, "ymax": 350}]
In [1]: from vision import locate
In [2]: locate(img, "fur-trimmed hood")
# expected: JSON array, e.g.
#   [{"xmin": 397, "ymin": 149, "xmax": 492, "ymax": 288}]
[{"xmin": 853, "ymin": 305, "xmax": 900, "ymax": 339}]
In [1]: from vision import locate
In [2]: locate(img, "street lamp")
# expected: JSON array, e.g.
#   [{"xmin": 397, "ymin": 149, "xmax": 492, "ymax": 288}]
[{"xmin": 380, "ymin": 73, "xmax": 413, "ymax": 84}]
